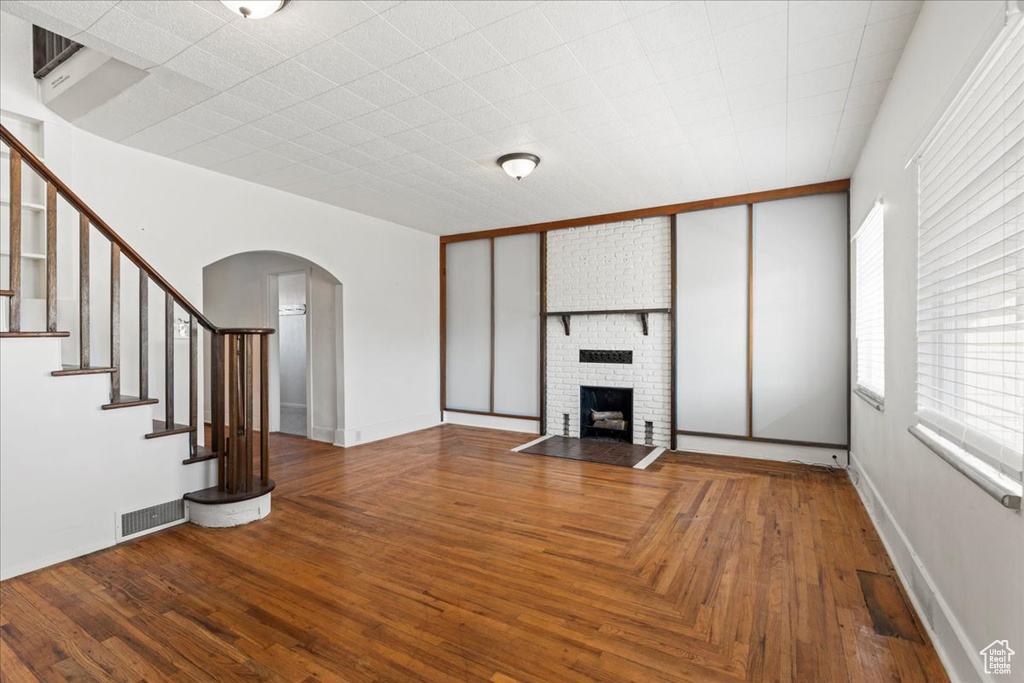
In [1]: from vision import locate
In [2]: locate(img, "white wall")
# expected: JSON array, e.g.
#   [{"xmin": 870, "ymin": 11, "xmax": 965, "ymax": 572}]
[
  {"xmin": 277, "ymin": 272, "xmax": 307, "ymax": 409},
  {"xmin": 850, "ymin": 2, "xmax": 1023, "ymax": 681},
  {"xmin": 1, "ymin": 12, "xmax": 439, "ymax": 450}
]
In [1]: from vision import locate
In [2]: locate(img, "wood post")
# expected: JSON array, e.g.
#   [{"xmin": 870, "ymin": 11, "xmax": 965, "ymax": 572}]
[
  {"xmin": 244, "ymin": 334, "xmax": 254, "ymax": 492},
  {"xmin": 189, "ymin": 315, "xmax": 197, "ymax": 456},
  {"xmin": 260, "ymin": 335, "xmax": 269, "ymax": 486}
]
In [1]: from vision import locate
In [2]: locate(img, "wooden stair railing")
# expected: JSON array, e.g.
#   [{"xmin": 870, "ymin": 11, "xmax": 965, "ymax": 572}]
[{"xmin": 1, "ymin": 124, "xmax": 274, "ymax": 502}]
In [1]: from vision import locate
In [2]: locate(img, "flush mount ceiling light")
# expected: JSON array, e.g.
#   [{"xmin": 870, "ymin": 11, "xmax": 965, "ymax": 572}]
[
  {"xmin": 220, "ymin": 0, "xmax": 288, "ymax": 19},
  {"xmin": 497, "ymin": 153, "xmax": 540, "ymax": 180}
]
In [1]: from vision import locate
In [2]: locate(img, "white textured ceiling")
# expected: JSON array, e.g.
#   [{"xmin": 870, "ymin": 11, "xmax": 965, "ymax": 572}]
[{"xmin": 1, "ymin": 0, "xmax": 921, "ymax": 235}]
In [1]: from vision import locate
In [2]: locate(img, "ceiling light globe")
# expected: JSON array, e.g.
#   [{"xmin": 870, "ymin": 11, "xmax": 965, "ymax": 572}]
[
  {"xmin": 498, "ymin": 153, "xmax": 540, "ymax": 181},
  {"xmin": 220, "ymin": 0, "xmax": 286, "ymax": 19}
]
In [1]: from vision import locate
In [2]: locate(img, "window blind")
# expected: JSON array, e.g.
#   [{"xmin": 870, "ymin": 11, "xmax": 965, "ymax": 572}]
[
  {"xmin": 916, "ymin": 19, "xmax": 1024, "ymax": 481},
  {"xmin": 854, "ymin": 202, "xmax": 885, "ymax": 404}
]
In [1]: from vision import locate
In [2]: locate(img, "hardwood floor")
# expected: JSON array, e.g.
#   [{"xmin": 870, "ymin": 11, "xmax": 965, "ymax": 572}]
[{"xmin": 0, "ymin": 425, "xmax": 947, "ymax": 682}]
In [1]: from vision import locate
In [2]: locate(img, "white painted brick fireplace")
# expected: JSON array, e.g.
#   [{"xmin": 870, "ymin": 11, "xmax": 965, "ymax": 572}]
[{"xmin": 545, "ymin": 216, "xmax": 672, "ymax": 447}]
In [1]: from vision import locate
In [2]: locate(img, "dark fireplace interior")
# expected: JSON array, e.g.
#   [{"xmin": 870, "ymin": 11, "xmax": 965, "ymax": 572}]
[{"xmin": 580, "ymin": 386, "xmax": 633, "ymax": 443}]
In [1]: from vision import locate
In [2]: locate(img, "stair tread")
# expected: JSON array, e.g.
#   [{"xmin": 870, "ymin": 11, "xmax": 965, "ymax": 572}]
[
  {"xmin": 145, "ymin": 420, "xmax": 195, "ymax": 439},
  {"xmin": 0, "ymin": 331, "xmax": 71, "ymax": 338},
  {"xmin": 102, "ymin": 395, "xmax": 158, "ymax": 410},
  {"xmin": 0, "ymin": 289, "xmax": 12, "ymax": 297},
  {"xmin": 183, "ymin": 446, "xmax": 218, "ymax": 465},
  {"xmin": 52, "ymin": 365, "xmax": 116, "ymax": 376}
]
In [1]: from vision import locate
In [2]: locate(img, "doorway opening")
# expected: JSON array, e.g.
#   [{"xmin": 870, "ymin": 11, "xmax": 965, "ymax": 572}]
[{"xmin": 277, "ymin": 272, "xmax": 308, "ymax": 437}]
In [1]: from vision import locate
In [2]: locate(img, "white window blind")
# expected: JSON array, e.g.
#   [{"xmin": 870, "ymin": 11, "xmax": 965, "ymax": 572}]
[
  {"xmin": 915, "ymin": 18, "xmax": 1024, "ymax": 483},
  {"xmin": 854, "ymin": 202, "xmax": 885, "ymax": 404}
]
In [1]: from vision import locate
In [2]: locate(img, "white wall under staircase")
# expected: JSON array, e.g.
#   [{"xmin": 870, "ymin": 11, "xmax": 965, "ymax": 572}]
[{"xmin": 0, "ymin": 336, "xmax": 216, "ymax": 580}]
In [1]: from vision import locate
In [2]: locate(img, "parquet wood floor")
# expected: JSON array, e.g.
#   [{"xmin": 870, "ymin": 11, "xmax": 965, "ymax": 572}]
[{"xmin": 0, "ymin": 425, "xmax": 947, "ymax": 682}]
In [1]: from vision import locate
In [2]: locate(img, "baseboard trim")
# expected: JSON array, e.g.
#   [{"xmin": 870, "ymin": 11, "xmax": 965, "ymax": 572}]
[
  {"xmin": 309, "ymin": 425, "xmax": 334, "ymax": 443},
  {"xmin": 849, "ymin": 453, "xmax": 982, "ymax": 683},
  {"xmin": 674, "ymin": 433, "xmax": 847, "ymax": 467},
  {"xmin": 337, "ymin": 412, "xmax": 440, "ymax": 447},
  {"xmin": 1, "ymin": 537, "xmax": 112, "ymax": 581},
  {"xmin": 443, "ymin": 411, "xmax": 541, "ymax": 434}
]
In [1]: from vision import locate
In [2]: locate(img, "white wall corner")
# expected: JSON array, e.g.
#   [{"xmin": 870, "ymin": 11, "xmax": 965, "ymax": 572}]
[{"xmin": 848, "ymin": 453, "xmax": 986, "ymax": 683}]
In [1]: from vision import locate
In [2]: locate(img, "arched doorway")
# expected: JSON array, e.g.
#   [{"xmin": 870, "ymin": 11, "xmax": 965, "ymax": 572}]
[{"xmin": 202, "ymin": 251, "xmax": 343, "ymax": 443}]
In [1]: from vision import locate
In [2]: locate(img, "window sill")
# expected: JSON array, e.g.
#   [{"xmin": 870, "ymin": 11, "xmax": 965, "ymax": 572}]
[
  {"xmin": 854, "ymin": 386, "xmax": 884, "ymax": 411},
  {"xmin": 909, "ymin": 424, "xmax": 1022, "ymax": 511}
]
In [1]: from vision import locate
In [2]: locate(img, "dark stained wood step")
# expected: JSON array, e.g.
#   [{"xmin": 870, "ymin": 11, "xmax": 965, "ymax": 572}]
[
  {"xmin": 102, "ymin": 395, "xmax": 158, "ymax": 410},
  {"xmin": 0, "ymin": 331, "xmax": 70, "ymax": 338},
  {"xmin": 184, "ymin": 479, "xmax": 275, "ymax": 504},
  {"xmin": 51, "ymin": 365, "xmax": 115, "ymax": 377},
  {"xmin": 182, "ymin": 446, "xmax": 218, "ymax": 465},
  {"xmin": 0, "ymin": 289, "xmax": 13, "ymax": 297},
  {"xmin": 145, "ymin": 419, "xmax": 194, "ymax": 439}
]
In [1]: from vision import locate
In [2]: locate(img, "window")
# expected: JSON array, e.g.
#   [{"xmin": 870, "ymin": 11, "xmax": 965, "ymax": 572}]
[
  {"xmin": 913, "ymin": 18, "xmax": 1023, "ymax": 505},
  {"xmin": 854, "ymin": 202, "xmax": 885, "ymax": 408}
]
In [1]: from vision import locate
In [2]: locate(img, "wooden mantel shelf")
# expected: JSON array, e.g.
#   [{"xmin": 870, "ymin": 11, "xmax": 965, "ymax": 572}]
[{"xmin": 545, "ymin": 308, "xmax": 672, "ymax": 336}]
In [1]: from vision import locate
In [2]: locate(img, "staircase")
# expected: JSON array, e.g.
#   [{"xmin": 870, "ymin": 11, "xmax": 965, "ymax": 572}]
[{"xmin": 0, "ymin": 124, "xmax": 276, "ymax": 577}]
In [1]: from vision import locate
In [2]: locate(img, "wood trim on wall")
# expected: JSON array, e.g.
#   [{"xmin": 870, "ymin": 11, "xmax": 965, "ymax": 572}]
[
  {"xmin": 539, "ymin": 234, "xmax": 547, "ymax": 436},
  {"xmin": 439, "ymin": 242, "xmax": 446, "ymax": 420},
  {"xmin": 444, "ymin": 408, "xmax": 542, "ymax": 421},
  {"xmin": 489, "ymin": 237, "xmax": 495, "ymax": 414},
  {"xmin": 669, "ymin": 215, "xmax": 678, "ymax": 451},
  {"xmin": 675, "ymin": 429, "xmax": 848, "ymax": 451},
  {"xmin": 746, "ymin": 203, "xmax": 754, "ymax": 438},
  {"xmin": 441, "ymin": 180, "xmax": 850, "ymax": 244}
]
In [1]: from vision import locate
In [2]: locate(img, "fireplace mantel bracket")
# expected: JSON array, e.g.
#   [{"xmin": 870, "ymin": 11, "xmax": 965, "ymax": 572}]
[{"xmin": 546, "ymin": 309, "xmax": 670, "ymax": 336}]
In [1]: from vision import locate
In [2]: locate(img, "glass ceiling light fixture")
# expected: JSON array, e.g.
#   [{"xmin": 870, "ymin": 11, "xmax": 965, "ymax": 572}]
[
  {"xmin": 220, "ymin": 0, "xmax": 288, "ymax": 20},
  {"xmin": 497, "ymin": 153, "xmax": 540, "ymax": 180}
]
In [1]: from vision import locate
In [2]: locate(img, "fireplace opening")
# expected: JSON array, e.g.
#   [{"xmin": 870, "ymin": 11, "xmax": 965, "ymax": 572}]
[{"xmin": 580, "ymin": 386, "xmax": 633, "ymax": 443}]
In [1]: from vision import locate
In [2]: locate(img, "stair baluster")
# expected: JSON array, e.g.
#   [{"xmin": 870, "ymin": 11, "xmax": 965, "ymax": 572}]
[
  {"xmin": 110, "ymin": 242, "xmax": 120, "ymax": 401},
  {"xmin": 79, "ymin": 214, "xmax": 89, "ymax": 367},
  {"xmin": 8, "ymin": 148, "xmax": 21, "ymax": 331},
  {"xmin": 45, "ymin": 182, "xmax": 56, "ymax": 332}
]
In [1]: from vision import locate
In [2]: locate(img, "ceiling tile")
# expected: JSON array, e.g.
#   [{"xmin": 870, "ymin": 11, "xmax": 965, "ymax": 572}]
[
  {"xmin": 788, "ymin": 62, "xmax": 856, "ymax": 100},
  {"xmin": 309, "ymin": 87, "xmax": 378, "ymax": 120},
  {"xmin": 591, "ymin": 58, "xmax": 660, "ymax": 98},
  {"xmin": 721, "ymin": 50, "xmax": 786, "ymax": 91},
  {"xmin": 250, "ymin": 113, "xmax": 312, "ymax": 141},
  {"xmin": 629, "ymin": 1, "xmax": 712, "ymax": 53},
  {"xmin": 538, "ymin": 75, "xmax": 605, "ymax": 111},
  {"xmin": 1, "ymin": 0, "xmax": 115, "ymax": 37},
  {"xmin": 170, "ymin": 143, "xmax": 238, "ymax": 168},
  {"xmin": 845, "ymin": 80, "xmax": 891, "ymax": 109},
  {"xmin": 478, "ymin": 5, "xmax": 563, "ymax": 61},
  {"xmin": 349, "ymin": 109, "xmax": 411, "ymax": 137},
  {"xmin": 174, "ymin": 105, "xmax": 241, "ymax": 135},
  {"xmin": 229, "ymin": 4, "xmax": 332, "ymax": 58},
  {"xmin": 295, "ymin": 0, "xmax": 377, "ymax": 37},
  {"xmin": 196, "ymin": 25, "xmax": 287, "ymax": 74},
  {"xmin": 788, "ymin": 89, "xmax": 848, "ymax": 121},
  {"xmin": 202, "ymin": 91, "xmax": 271, "ymax": 123},
  {"xmin": 384, "ymin": 53, "xmax": 460, "ymax": 94},
  {"xmin": 379, "ymin": 1, "xmax": 474, "ymax": 50},
  {"xmin": 419, "ymin": 117, "xmax": 476, "ymax": 144},
  {"xmin": 266, "ymin": 140, "xmax": 320, "ymax": 163},
  {"xmin": 715, "ymin": 12, "xmax": 788, "ymax": 66},
  {"xmin": 789, "ymin": 0, "xmax": 871, "ymax": 45},
  {"xmin": 122, "ymin": 117, "xmax": 215, "ymax": 155},
  {"xmin": 705, "ymin": 0, "xmax": 786, "ymax": 33},
  {"xmin": 428, "ymin": 31, "xmax": 509, "ymax": 79},
  {"xmin": 336, "ymin": 15, "xmax": 422, "ymax": 69},
  {"xmin": 227, "ymin": 76, "xmax": 302, "ymax": 113},
  {"xmin": 422, "ymin": 82, "xmax": 489, "ymax": 115},
  {"xmin": 344, "ymin": 71, "xmax": 417, "ymax": 108},
  {"xmin": 163, "ymin": 46, "xmax": 249, "ymax": 91},
  {"xmin": 320, "ymin": 120, "xmax": 378, "ymax": 146},
  {"xmin": 569, "ymin": 22, "xmax": 645, "ymax": 73},
  {"xmin": 647, "ymin": 37, "xmax": 719, "ymax": 82},
  {"xmin": 385, "ymin": 97, "xmax": 449, "ymax": 127},
  {"xmin": 260, "ymin": 59, "xmax": 337, "ymax": 100},
  {"xmin": 277, "ymin": 101, "xmax": 344, "ymax": 131},
  {"xmin": 452, "ymin": 0, "xmax": 535, "ymax": 29},
  {"xmin": 867, "ymin": 0, "xmax": 923, "ymax": 24},
  {"xmin": 727, "ymin": 79, "xmax": 787, "ymax": 114},
  {"xmin": 732, "ymin": 102, "xmax": 787, "ymax": 132},
  {"xmin": 512, "ymin": 45, "xmax": 586, "ymax": 89},
  {"xmin": 788, "ymin": 27, "xmax": 863, "ymax": 76},
  {"xmin": 465, "ymin": 65, "xmax": 535, "ymax": 103},
  {"xmin": 84, "ymin": 6, "xmax": 191, "ymax": 64},
  {"xmin": 661, "ymin": 69, "xmax": 725, "ymax": 104},
  {"xmin": 539, "ymin": 1, "xmax": 629, "ymax": 42},
  {"xmin": 387, "ymin": 127, "xmax": 438, "ymax": 153},
  {"xmin": 454, "ymin": 105, "xmax": 513, "ymax": 135},
  {"xmin": 294, "ymin": 40, "xmax": 377, "ymax": 85}
]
